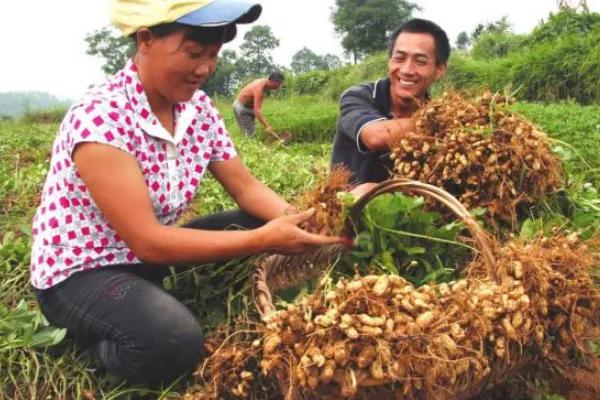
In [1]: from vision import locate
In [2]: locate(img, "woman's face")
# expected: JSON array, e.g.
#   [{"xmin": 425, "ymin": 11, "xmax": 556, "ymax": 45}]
[{"xmin": 138, "ymin": 29, "xmax": 222, "ymax": 104}]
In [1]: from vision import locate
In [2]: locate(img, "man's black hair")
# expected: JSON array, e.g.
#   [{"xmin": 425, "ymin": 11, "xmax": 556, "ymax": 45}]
[
  {"xmin": 388, "ymin": 18, "xmax": 450, "ymax": 65},
  {"xmin": 268, "ymin": 71, "xmax": 284, "ymax": 83}
]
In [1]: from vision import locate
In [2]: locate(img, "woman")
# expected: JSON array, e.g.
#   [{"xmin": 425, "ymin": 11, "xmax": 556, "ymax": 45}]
[{"xmin": 30, "ymin": 0, "xmax": 347, "ymax": 384}]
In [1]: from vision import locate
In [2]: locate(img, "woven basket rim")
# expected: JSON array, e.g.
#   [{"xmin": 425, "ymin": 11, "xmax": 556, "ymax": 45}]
[{"xmin": 253, "ymin": 178, "xmax": 496, "ymax": 319}]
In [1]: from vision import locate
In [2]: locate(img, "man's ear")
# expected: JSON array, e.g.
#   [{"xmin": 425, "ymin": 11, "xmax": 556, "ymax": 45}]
[
  {"xmin": 135, "ymin": 28, "xmax": 153, "ymax": 53},
  {"xmin": 435, "ymin": 63, "xmax": 447, "ymax": 80}
]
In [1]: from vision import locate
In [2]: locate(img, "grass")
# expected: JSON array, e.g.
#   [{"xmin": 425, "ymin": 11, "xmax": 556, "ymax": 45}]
[
  {"xmin": 215, "ymin": 95, "xmax": 340, "ymax": 143},
  {"xmin": 0, "ymin": 112, "xmax": 337, "ymax": 399},
  {"xmin": 1, "ymin": 97, "xmax": 599, "ymax": 399},
  {"xmin": 514, "ymin": 102, "xmax": 600, "ymax": 172}
]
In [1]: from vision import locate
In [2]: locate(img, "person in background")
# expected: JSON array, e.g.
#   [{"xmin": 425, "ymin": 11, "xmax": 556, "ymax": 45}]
[
  {"xmin": 30, "ymin": 0, "xmax": 347, "ymax": 385},
  {"xmin": 331, "ymin": 18, "xmax": 450, "ymax": 184},
  {"xmin": 233, "ymin": 72, "xmax": 284, "ymax": 137}
]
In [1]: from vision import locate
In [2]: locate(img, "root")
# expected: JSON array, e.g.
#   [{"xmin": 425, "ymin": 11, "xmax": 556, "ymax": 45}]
[
  {"xmin": 254, "ymin": 234, "xmax": 599, "ymax": 399},
  {"xmin": 389, "ymin": 91, "xmax": 563, "ymax": 230}
]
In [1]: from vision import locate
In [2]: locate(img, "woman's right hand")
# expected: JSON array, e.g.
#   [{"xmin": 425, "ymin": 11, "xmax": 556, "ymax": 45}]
[
  {"xmin": 349, "ymin": 182, "xmax": 378, "ymax": 199},
  {"xmin": 257, "ymin": 208, "xmax": 351, "ymax": 255}
]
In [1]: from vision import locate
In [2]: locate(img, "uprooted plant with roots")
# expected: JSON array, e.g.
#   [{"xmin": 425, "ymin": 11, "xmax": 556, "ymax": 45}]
[
  {"xmin": 390, "ymin": 91, "xmax": 563, "ymax": 229},
  {"xmin": 182, "ymin": 134, "xmax": 596, "ymax": 400},
  {"xmin": 186, "ymin": 234, "xmax": 599, "ymax": 400},
  {"xmin": 295, "ymin": 166, "xmax": 352, "ymax": 237}
]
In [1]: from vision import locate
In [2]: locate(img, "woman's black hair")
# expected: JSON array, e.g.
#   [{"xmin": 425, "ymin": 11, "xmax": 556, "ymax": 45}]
[
  {"xmin": 388, "ymin": 18, "xmax": 450, "ymax": 65},
  {"xmin": 130, "ymin": 22, "xmax": 236, "ymax": 48}
]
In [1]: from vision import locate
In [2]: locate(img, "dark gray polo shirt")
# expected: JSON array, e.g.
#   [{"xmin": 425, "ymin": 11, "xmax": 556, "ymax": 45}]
[{"xmin": 331, "ymin": 78, "xmax": 394, "ymax": 184}]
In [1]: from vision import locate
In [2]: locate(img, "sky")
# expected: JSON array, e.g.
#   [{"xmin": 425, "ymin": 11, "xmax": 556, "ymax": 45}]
[{"xmin": 1, "ymin": 0, "xmax": 599, "ymax": 100}]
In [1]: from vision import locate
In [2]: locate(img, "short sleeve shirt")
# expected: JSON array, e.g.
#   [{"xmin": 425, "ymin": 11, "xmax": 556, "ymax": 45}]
[
  {"xmin": 331, "ymin": 78, "xmax": 394, "ymax": 183},
  {"xmin": 30, "ymin": 59, "xmax": 237, "ymax": 289}
]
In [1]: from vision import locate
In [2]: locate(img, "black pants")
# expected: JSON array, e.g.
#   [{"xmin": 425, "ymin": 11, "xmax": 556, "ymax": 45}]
[{"xmin": 34, "ymin": 210, "xmax": 263, "ymax": 385}]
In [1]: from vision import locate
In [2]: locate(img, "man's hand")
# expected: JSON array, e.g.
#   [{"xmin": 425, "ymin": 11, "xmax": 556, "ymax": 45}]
[
  {"xmin": 266, "ymin": 126, "xmax": 284, "ymax": 141},
  {"xmin": 360, "ymin": 116, "xmax": 417, "ymax": 151},
  {"xmin": 393, "ymin": 117, "xmax": 417, "ymax": 136},
  {"xmin": 257, "ymin": 209, "xmax": 351, "ymax": 255}
]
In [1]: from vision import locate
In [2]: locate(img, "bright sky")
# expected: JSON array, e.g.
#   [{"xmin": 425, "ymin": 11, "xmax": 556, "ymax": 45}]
[{"xmin": 1, "ymin": 0, "xmax": 599, "ymax": 100}]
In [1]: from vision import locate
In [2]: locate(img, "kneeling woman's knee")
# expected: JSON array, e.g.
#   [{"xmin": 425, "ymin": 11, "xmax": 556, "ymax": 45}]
[
  {"xmin": 138, "ymin": 322, "xmax": 205, "ymax": 384},
  {"xmin": 94, "ymin": 284, "xmax": 206, "ymax": 384},
  {"xmin": 109, "ymin": 319, "xmax": 203, "ymax": 385}
]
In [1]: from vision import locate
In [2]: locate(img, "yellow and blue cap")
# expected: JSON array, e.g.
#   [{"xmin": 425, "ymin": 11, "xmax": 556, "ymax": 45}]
[{"xmin": 111, "ymin": 0, "xmax": 262, "ymax": 37}]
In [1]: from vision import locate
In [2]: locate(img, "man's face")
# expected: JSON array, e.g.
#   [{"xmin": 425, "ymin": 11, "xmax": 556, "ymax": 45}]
[
  {"xmin": 388, "ymin": 32, "xmax": 446, "ymax": 104},
  {"xmin": 266, "ymin": 80, "xmax": 282, "ymax": 90}
]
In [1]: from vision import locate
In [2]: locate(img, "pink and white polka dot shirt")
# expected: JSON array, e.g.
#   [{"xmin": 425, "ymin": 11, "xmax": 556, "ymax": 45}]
[{"xmin": 30, "ymin": 60, "xmax": 237, "ymax": 289}]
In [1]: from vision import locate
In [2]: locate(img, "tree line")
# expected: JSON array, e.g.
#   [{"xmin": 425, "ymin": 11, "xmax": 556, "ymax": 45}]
[
  {"xmin": 85, "ymin": 0, "xmax": 419, "ymax": 96},
  {"xmin": 85, "ymin": 0, "xmax": 598, "ymax": 100}
]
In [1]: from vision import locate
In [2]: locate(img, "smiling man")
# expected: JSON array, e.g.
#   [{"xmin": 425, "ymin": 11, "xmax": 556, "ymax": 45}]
[{"xmin": 331, "ymin": 19, "xmax": 450, "ymax": 183}]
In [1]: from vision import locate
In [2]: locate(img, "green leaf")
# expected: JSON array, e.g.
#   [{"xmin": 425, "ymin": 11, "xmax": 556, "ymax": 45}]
[
  {"xmin": 30, "ymin": 326, "xmax": 67, "ymax": 347},
  {"xmin": 344, "ymin": 192, "xmax": 472, "ymax": 286},
  {"xmin": 403, "ymin": 246, "xmax": 426, "ymax": 256},
  {"xmin": 378, "ymin": 251, "xmax": 398, "ymax": 275},
  {"xmin": 519, "ymin": 218, "xmax": 543, "ymax": 239}
]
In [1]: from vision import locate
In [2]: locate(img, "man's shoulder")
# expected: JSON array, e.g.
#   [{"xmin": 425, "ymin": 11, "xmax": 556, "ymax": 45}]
[
  {"xmin": 240, "ymin": 78, "xmax": 266, "ymax": 94},
  {"xmin": 341, "ymin": 80, "xmax": 380, "ymax": 100},
  {"xmin": 346, "ymin": 81, "xmax": 376, "ymax": 93},
  {"xmin": 256, "ymin": 78, "xmax": 270, "ymax": 90},
  {"xmin": 248, "ymin": 78, "xmax": 267, "ymax": 88}
]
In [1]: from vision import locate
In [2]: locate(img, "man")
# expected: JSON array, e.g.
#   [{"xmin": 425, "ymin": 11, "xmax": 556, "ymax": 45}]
[
  {"xmin": 233, "ymin": 72, "xmax": 284, "ymax": 136},
  {"xmin": 331, "ymin": 19, "xmax": 450, "ymax": 183}
]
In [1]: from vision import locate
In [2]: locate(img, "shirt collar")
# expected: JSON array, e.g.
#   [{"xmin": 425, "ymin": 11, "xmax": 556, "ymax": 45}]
[
  {"xmin": 373, "ymin": 77, "xmax": 431, "ymax": 118},
  {"xmin": 122, "ymin": 59, "xmax": 196, "ymax": 145},
  {"xmin": 373, "ymin": 78, "xmax": 393, "ymax": 117}
]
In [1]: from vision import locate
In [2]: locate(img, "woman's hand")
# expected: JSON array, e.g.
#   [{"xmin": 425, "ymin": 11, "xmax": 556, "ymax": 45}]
[
  {"xmin": 257, "ymin": 208, "xmax": 351, "ymax": 255},
  {"xmin": 349, "ymin": 182, "xmax": 379, "ymax": 199}
]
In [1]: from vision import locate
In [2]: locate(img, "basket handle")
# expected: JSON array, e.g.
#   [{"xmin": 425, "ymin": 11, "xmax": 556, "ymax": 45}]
[
  {"xmin": 346, "ymin": 179, "xmax": 497, "ymax": 277},
  {"xmin": 254, "ymin": 179, "xmax": 497, "ymax": 320}
]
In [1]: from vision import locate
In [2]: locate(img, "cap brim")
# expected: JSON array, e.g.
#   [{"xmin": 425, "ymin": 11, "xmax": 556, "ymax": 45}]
[
  {"xmin": 223, "ymin": 24, "xmax": 237, "ymax": 43},
  {"xmin": 176, "ymin": 0, "xmax": 262, "ymax": 27}
]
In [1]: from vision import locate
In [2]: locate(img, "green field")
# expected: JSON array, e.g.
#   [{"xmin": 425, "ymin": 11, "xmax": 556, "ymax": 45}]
[{"xmin": 1, "ymin": 97, "xmax": 599, "ymax": 399}]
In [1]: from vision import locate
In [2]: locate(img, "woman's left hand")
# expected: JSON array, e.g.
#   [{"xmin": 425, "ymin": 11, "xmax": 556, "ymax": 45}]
[
  {"xmin": 349, "ymin": 182, "xmax": 378, "ymax": 199},
  {"xmin": 256, "ymin": 208, "xmax": 352, "ymax": 255}
]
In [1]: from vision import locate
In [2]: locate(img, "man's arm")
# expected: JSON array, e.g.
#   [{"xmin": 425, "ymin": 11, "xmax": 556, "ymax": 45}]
[
  {"xmin": 338, "ymin": 86, "xmax": 416, "ymax": 152},
  {"xmin": 252, "ymin": 84, "xmax": 272, "ymax": 132},
  {"xmin": 359, "ymin": 117, "xmax": 416, "ymax": 151}
]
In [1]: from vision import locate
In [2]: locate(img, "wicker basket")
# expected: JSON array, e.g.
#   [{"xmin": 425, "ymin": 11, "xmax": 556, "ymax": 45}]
[{"xmin": 253, "ymin": 179, "xmax": 497, "ymax": 319}]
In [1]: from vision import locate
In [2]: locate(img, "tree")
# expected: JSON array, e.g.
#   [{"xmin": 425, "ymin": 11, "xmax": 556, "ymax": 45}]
[
  {"xmin": 239, "ymin": 25, "xmax": 280, "ymax": 76},
  {"xmin": 290, "ymin": 48, "xmax": 343, "ymax": 74},
  {"xmin": 202, "ymin": 50, "xmax": 240, "ymax": 96},
  {"xmin": 526, "ymin": 8, "xmax": 600, "ymax": 46},
  {"xmin": 291, "ymin": 47, "xmax": 323, "ymax": 74},
  {"xmin": 471, "ymin": 23, "xmax": 485, "ymax": 40},
  {"xmin": 331, "ymin": 0, "xmax": 419, "ymax": 63},
  {"xmin": 85, "ymin": 27, "xmax": 133, "ymax": 75},
  {"xmin": 323, "ymin": 54, "xmax": 343, "ymax": 70},
  {"xmin": 485, "ymin": 16, "xmax": 512, "ymax": 35},
  {"xmin": 557, "ymin": 0, "xmax": 589, "ymax": 12},
  {"xmin": 469, "ymin": 17, "xmax": 524, "ymax": 59},
  {"xmin": 471, "ymin": 16, "xmax": 511, "ymax": 41},
  {"xmin": 471, "ymin": 32, "xmax": 525, "ymax": 59},
  {"xmin": 455, "ymin": 31, "xmax": 471, "ymax": 51}
]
